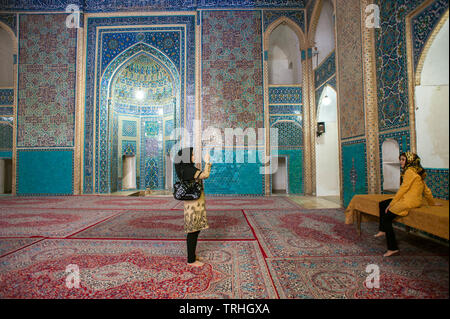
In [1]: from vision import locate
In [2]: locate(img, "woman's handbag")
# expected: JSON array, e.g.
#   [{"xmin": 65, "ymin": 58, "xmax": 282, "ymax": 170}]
[{"xmin": 173, "ymin": 179, "xmax": 202, "ymax": 200}]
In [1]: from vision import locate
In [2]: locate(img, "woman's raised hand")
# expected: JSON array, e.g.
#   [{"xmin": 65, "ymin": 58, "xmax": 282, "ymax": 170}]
[{"xmin": 204, "ymin": 151, "xmax": 210, "ymax": 164}]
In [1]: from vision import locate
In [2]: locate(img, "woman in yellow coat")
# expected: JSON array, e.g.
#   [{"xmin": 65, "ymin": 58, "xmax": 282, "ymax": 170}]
[{"xmin": 374, "ymin": 152, "xmax": 442, "ymax": 257}]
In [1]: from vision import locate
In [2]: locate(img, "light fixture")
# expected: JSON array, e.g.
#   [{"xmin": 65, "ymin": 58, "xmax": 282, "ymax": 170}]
[
  {"xmin": 135, "ymin": 89, "xmax": 145, "ymax": 101},
  {"xmin": 317, "ymin": 122, "xmax": 325, "ymax": 137},
  {"xmin": 322, "ymin": 94, "xmax": 331, "ymax": 106}
]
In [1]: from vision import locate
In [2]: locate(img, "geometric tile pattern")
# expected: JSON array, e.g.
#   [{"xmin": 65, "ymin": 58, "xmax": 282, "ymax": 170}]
[
  {"xmin": 17, "ymin": 14, "xmax": 77, "ymax": 147},
  {"xmin": 269, "ymin": 104, "xmax": 302, "ymax": 115},
  {"xmin": 425, "ymin": 168, "xmax": 449, "ymax": 200},
  {"xmin": 342, "ymin": 140, "xmax": 368, "ymax": 207},
  {"xmin": 202, "ymin": 10, "xmax": 264, "ymax": 131},
  {"xmin": 314, "ymin": 51, "xmax": 336, "ymax": 88},
  {"xmin": 263, "ymin": 10, "xmax": 305, "ymax": 32},
  {"xmin": 121, "ymin": 140, "xmax": 136, "ymax": 156},
  {"xmin": 375, "ymin": 0, "xmax": 435, "ymax": 131},
  {"xmin": 84, "ymin": 15, "xmax": 195, "ymax": 194},
  {"xmin": 2, "ymin": 0, "xmax": 306, "ymax": 11},
  {"xmin": 271, "ymin": 121, "xmax": 303, "ymax": 148},
  {"xmin": 0, "ymin": 89, "xmax": 14, "ymax": 105},
  {"xmin": 0, "ymin": 107, "xmax": 14, "ymax": 115},
  {"xmin": 121, "ymin": 120, "xmax": 137, "ymax": 138},
  {"xmin": 411, "ymin": 0, "xmax": 448, "ymax": 71},
  {"xmin": 269, "ymin": 86, "xmax": 302, "ymax": 104},
  {"xmin": 0, "ymin": 14, "xmax": 16, "ymax": 36},
  {"xmin": 335, "ymin": 0, "xmax": 365, "ymax": 139},
  {"xmin": 0, "ymin": 123, "xmax": 13, "ymax": 150}
]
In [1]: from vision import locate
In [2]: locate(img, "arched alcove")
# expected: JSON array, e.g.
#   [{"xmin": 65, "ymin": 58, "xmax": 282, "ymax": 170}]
[
  {"xmin": 382, "ymin": 139, "xmax": 400, "ymax": 192},
  {"xmin": 268, "ymin": 23, "xmax": 302, "ymax": 84},
  {"xmin": 315, "ymin": 85, "xmax": 339, "ymax": 196},
  {"xmin": 108, "ymin": 53, "xmax": 176, "ymax": 192},
  {"xmin": 415, "ymin": 17, "xmax": 449, "ymax": 169},
  {"xmin": 313, "ymin": 0, "xmax": 335, "ymax": 68}
]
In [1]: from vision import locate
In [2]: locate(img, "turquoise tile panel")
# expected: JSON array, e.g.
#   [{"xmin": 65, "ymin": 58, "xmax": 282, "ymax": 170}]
[
  {"xmin": 276, "ymin": 149, "xmax": 303, "ymax": 194},
  {"xmin": 17, "ymin": 150, "xmax": 73, "ymax": 195},
  {"xmin": 204, "ymin": 149, "xmax": 265, "ymax": 196},
  {"xmin": 342, "ymin": 141, "xmax": 367, "ymax": 207}
]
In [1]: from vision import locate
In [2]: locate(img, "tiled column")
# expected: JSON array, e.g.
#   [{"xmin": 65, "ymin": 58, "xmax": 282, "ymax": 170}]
[
  {"xmin": 361, "ymin": 0, "xmax": 381, "ymax": 193},
  {"xmin": 302, "ymin": 53, "xmax": 313, "ymax": 195}
]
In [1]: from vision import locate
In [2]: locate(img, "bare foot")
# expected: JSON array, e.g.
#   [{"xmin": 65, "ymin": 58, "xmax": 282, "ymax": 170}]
[
  {"xmin": 383, "ymin": 250, "xmax": 399, "ymax": 257},
  {"xmin": 374, "ymin": 231, "xmax": 385, "ymax": 238},
  {"xmin": 188, "ymin": 260, "xmax": 204, "ymax": 267},
  {"xmin": 196, "ymin": 256, "xmax": 203, "ymax": 261}
]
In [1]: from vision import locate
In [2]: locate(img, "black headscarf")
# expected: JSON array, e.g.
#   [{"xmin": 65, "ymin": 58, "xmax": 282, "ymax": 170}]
[{"xmin": 174, "ymin": 147, "xmax": 199, "ymax": 181}]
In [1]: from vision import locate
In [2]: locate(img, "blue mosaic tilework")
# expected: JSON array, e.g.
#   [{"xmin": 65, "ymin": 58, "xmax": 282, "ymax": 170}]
[
  {"xmin": 122, "ymin": 120, "xmax": 137, "ymax": 138},
  {"xmin": 204, "ymin": 149, "xmax": 265, "ymax": 196},
  {"xmin": 0, "ymin": 123, "xmax": 13, "ymax": 150},
  {"xmin": 269, "ymin": 86, "xmax": 302, "ymax": 104},
  {"xmin": 0, "ymin": 107, "xmax": 14, "ymax": 115},
  {"xmin": 165, "ymin": 119, "xmax": 174, "ymax": 137},
  {"xmin": 17, "ymin": 149, "xmax": 73, "ymax": 195},
  {"xmin": 122, "ymin": 140, "xmax": 136, "ymax": 156},
  {"xmin": 342, "ymin": 139, "xmax": 368, "ymax": 207},
  {"xmin": 269, "ymin": 104, "xmax": 302, "ymax": 114},
  {"xmin": 111, "ymin": 113, "xmax": 119, "ymax": 193},
  {"xmin": 263, "ymin": 10, "xmax": 305, "ymax": 32},
  {"xmin": 0, "ymin": 151, "xmax": 12, "ymax": 158},
  {"xmin": 140, "ymin": 118, "xmax": 164, "ymax": 190},
  {"xmin": 102, "ymin": 31, "xmax": 181, "ymax": 73},
  {"xmin": 0, "ymin": 89, "xmax": 14, "ymax": 106},
  {"xmin": 114, "ymin": 102, "xmax": 174, "ymax": 116},
  {"xmin": 0, "ymin": 14, "xmax": 17, "ymax": 35},
  {"xmin": 412, "ymin": 0, "xmax": 449, "ymax": 70},
  {"xmin": 375, "ymin": 0, "xmax": 433, "ymax": 131},
  {"xmin": 306, "ymin": 0, "xmax": 316, "ymax": 24},
  {"xmin": 84, "ymin": 15, "xmax": 195, "ymax": 194},
  {"xmin": 274, "ymin": 148, "xmax": 304, "ymax": 194},
  {"xmin": 379, "ymin": 130, "xmax": 411, "ymax": 192},
  {"xmin": 1, "ymin": 0, "xmax": 305, "ymax": 11},
  {"xmin": 425, "ymin": 168, "xmax": 449, "ymax": 200},
  {"xmin": 315, "ymin": 75, "xmax": 336, "ymax": 111},
  {"xmin": 270, "ymin": 116, "xmax": 303, "ymax": 148},
  {"xmin": 314, "ymin": 51, "xmax": 336, "ymax": 88}
]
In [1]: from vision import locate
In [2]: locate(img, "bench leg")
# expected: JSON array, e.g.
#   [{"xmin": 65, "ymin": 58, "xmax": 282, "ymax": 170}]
[{"xmin": 356, "ymin": 211, "xmax": 361, "ymax": 236}]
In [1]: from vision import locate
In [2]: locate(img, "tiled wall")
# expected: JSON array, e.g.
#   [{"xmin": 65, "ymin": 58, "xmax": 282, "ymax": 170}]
[
  {"xmin": 17, "ymin": 149, "xmax": 73, "ymax": 195},
  {"xmin": 341, "ymin": 140, "xmax": 368, "ymax": 207}
]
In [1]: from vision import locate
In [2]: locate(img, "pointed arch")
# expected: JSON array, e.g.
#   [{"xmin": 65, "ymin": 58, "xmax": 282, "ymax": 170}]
[
  {"xmin": 264, "ymin": 16, "xmax": 307, "ymax": 49},
  {"xmin": 95, "ymin": 42, "xmax": 181, "ymax": 193},
  {"xmin": 415, "ymin": 10, "xmax": 449, "ymax": 86},
  {"xmin": 0, "ymin": 21, "xmax": 17, "ymax": 54}
]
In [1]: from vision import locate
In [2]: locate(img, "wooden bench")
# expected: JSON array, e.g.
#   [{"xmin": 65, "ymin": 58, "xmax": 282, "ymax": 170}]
[{"xmin": 345, "ymin": 194, "xmax": 449, "ymax": 240}]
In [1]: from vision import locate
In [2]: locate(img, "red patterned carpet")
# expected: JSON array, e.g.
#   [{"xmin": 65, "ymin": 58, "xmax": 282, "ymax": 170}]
[
  {"xmin": 71, "ymin": 210, "xmax": 254, "ymax": 239},
  {"xmin": 0, "ymin": 195, "xmax": 448, "ymax": 299},
  {"xmin": 173, "ymin": 196, "xmax": 300, "ymax": 210}
]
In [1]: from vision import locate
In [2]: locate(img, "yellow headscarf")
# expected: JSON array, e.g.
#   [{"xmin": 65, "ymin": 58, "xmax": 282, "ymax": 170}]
[{"xmin": 400, "ymin": 151, "xmax": 426, "ymax": 183}]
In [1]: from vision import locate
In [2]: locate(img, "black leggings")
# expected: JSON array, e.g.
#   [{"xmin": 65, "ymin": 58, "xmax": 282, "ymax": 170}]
[
  {"xmin": 187, "ymin": 231, "xmax": 200, "ymax": 263},
  {"xmin": 378, "ymin": 199, "xmax": 399, "ymax": 251}
]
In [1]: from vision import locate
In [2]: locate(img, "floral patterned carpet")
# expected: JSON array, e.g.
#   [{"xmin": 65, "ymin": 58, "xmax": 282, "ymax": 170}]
[{"xmin": 0, "ymin": 196, "xmax": 448, "ymax": 299}]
